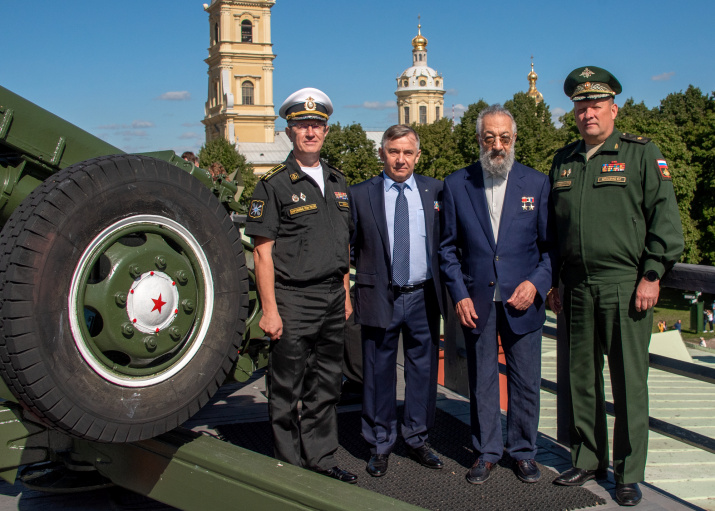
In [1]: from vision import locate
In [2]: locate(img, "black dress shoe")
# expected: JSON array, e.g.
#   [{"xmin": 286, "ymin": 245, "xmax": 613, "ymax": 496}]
[
  {"xmin": 615, "ymin": 482, "xmax": 642, "ymax": 506},
  {"xmin": 553, "ymin": 466, "xmax": 608, "ymax": 486},
  {"xmin": 515, "ymin": 459, "xmax": 541, "ymax": 483},
  {"xmin": 317, "ymin": 466, "xmax": 358, "ymax": 484},
  {"xmin": 367, "ymin": 454, "xmax": 389, "ymax": 477},
  {"xmin": 466, "ymin": 459, "xmax": 496, "ymax": 484},
  {"xmin": 405, "ymin": 444, "xmax": 444, "ymax": 469}
]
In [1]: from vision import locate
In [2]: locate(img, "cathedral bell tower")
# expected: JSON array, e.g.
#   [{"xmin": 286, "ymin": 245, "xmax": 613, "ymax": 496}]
[
  {"xmin": 203, "ymin": 0, "xmax": 277, "ymax": 144},
  {"xmin": 395, "ymin": 19, "xmax": 445, "ymax": 125}
]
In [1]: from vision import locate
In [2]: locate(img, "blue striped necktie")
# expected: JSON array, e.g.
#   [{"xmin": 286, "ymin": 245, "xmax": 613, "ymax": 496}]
[{"xmin": 392, "ymin": 182, "xmax": 410, "ymax": 287}]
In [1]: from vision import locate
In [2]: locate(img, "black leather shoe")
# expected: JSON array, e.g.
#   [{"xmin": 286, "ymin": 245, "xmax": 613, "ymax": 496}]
[
  {"xmin": 466, "ymin": 459, "xmax": 496, "ymax": 484},
  {"xmin": 405, "ymin": 444, "xmax": 444, "ymax": 469},
  {"xmin": 515, "ymin": 459, "xmax": 541, "ymax": 483},
  {"xmin": 553, "ymin": 466, "xmax": 608, "ymax": 486},
  {"xmin": 366, "ymin": 454, "xmax": 389, "ymax": 477},
  {"xmin": 615, "ymin": 482, "xmax": 642, "ymax": 506},
  {"xmin": 318, "ymin": 466, "xmax": 358, "ymax": 484}
]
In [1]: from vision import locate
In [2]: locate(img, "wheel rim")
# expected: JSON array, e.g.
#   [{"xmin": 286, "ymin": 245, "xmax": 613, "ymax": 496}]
[{"xmin": 68, "ymin": 215, "xmax": 214, "ymax": 387}]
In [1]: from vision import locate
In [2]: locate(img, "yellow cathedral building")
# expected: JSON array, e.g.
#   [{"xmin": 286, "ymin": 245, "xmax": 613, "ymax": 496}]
[{"xmin": 201, "ymin": 2, "xmax": 542, "ymax": 174}]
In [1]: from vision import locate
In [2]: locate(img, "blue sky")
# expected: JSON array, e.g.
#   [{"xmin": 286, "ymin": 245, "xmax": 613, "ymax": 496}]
[{"xmin": 2, "ymin": 0, "xmax": 713, "ymax": 155}]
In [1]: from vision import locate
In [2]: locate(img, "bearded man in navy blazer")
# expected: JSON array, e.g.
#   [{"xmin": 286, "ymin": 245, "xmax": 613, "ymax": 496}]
[
  {"xmin": 349, "ymin": 124, "xmax": 445, "ymax": 477},
  {"xmin": 440, "ymin": 105, "xmax": 554, "ymax": 485}
]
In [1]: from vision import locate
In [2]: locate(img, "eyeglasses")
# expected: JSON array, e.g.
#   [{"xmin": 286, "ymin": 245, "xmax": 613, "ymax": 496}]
[
  {"xmin": 481, "ymin": 134, "xmax": 514, "ymax": 146},
  {"xmin": 290, "ymin": 123, "xmax": 326, "ymax": 132}
]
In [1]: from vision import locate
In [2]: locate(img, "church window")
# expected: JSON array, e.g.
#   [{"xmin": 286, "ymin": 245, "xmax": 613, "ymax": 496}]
[
  {"xmin": 419, "ymin": 106, "xmax": 427, "ymax": 124},
  {"xmin": 435, "ymin": 80, "xmax": 440, "ymax": 87},
  {"xmin": 404, "ymin": 107, "xmax": 410, "ymax": 124},
  {"xmin": 403, "ymin": 79, "xmax": 408, "ymax": 87},
  {"xmin": 436, "ymin": 106, "xmax": 440, "ymax": 119},
  {"xmin": 242, "ymin": 81, "xmax": 254, "ymax": 105},
  {"xmin": 419, "ymin": 79, "xmax": 426, "ymax": 87},
  {"xmin": 213, "ymin": 23, "xmax": 219, "ymax": 45},
  {"xmin": 241, "ymin": 20, "xmax": 253, "ymax": 42}
]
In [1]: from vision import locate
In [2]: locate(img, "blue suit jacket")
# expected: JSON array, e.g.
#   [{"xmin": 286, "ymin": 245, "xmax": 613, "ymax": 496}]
[
  {"xmin": 439, "ymin": 162, "xmax": 554, "ymax": 335},
  {"xmin": 349, "ymin": 173, "xmax": 445, "ymax": 329}
]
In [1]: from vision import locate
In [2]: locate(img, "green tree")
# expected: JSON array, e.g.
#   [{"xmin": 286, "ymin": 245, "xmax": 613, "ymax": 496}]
[
  {"xmin": 412, "ymin": 117, "xmax": 464, "ymax": 180},
  {"xmin": 198, "ymin": 137, "xmax": 257, "ymax": 211},
  {"xmin": 453, "ymin": 100, "xmax": 488, "ymax": 165},
  {"xmin": 659, "ymin": 87, "xmax": 715, "ymax": 263},
  {"xmin": 616, "ymin": 98, "xmax": 700, "ymax": 262},
  {"xmin": 320, "ymin": 122, "xmax": 382, "ymax": 185},
  {"xmin": 504, "ymin": 92, "xmax": 563, "ymax": 174}
]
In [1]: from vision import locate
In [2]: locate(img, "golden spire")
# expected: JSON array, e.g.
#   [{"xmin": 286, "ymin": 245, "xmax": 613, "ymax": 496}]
[
  {"xmin": 412, "ymin": 15, "xmax": 428, "ymax": 51},
  {"xmin": 527, "ymin": 56, "xmax": 543, "ymax": 104}
]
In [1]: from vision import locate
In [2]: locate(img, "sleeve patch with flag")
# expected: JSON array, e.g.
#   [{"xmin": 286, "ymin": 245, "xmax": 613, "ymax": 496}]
[{"xmin": 656, "ymin": 159, "xmax": 671, "ymax": 180}]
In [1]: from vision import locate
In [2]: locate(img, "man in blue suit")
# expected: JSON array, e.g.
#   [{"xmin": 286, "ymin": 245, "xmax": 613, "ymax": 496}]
[
  {"xmin": 440, "ymin": 105, "xmax": 554, "ymax": 485},
  {"xmin": 350, "ymin": 124, "xmax": 445, "ymax": 477}
]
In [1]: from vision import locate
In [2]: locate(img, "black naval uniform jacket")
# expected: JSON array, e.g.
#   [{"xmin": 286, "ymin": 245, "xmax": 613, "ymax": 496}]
[{"xmin": 244, "ymin": 151, "xmax": 351, "ymax": 286}]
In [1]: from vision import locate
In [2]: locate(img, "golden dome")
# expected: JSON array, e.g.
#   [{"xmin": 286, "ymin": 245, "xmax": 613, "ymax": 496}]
[
  {"xmin": 412, "ymin": 23, "xmax": 427, "ymax": 51},
  {"xmin": 528, "ymin": 62, "xmax": 538, "ymax": 81}
]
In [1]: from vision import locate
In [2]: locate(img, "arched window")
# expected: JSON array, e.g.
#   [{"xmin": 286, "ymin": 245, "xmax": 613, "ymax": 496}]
[
  {"xmin": 241, "ymin": 20, "xmax": 253, "ymax": 42},
  {"xmin": 419, "ymin": 106, "xmax": 427, "ymax": 124},
  {"xmin": 436, "ymin": 106, "xmax": 440, "ymax": 119},
  {"xmin": 213, "ymin": 23, "xmax": 219, "ymax": 44},
  {"xmin": 242, "ymin": 81, "xmax": 254, "ymax": 105},
  {"xmin": 404, "ymin": 107, "xmax": 410, "ymax": 124}
]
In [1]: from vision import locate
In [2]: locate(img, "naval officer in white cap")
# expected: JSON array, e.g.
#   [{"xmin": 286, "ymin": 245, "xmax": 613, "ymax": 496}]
[{"xmin": 245, "ymin": 88, "xmax": 356, "ymax": 483}]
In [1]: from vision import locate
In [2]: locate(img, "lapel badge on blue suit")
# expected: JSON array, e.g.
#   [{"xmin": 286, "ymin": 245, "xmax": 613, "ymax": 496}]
[
  {"xmin": 434, "ymin": 201, "xmax": 442, "ymax": 211},
  {"xmin": 521, "ymin": 197, "xmax": 535, "ymax": 211}
]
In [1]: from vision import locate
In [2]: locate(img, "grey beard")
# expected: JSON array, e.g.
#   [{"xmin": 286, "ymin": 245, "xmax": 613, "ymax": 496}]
[{"xmin": 480, "ymin": 147, "xmax": 514, "ymax": 179}]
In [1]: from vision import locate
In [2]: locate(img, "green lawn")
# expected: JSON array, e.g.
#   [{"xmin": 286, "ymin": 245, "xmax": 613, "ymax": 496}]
[{"xmin": 654, "ymin": 287, "xmax": 714, "ymax": 345}]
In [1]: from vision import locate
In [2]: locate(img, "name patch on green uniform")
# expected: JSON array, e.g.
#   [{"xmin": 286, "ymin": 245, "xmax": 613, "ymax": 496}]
[
  {"xmin": 597, "ymin": 176, "xmax": 627, "ymax": 184},
  {"xmin": 554, "ymin": 180, "xmax": 572, "ymax": 188},
  {"xmin": 289, "ymin": 203, "xmax": 317, "ymax": 216}
]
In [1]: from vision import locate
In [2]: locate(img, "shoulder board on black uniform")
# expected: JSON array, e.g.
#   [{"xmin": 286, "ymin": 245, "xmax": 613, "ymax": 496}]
[
  {"xmin": 324, "ymin": 161, "xmax": 344, "ymax": 175},
  {"xmin": 556, "ymin": 140, "xmax": 579, "ymax": 154},
  {"xmin": 261, "ymin": 164, "xmax": 286, "ymax": 181},
  {"xmin": 621, "ymin": 133, "xmax": 651, "ymax": 144}
]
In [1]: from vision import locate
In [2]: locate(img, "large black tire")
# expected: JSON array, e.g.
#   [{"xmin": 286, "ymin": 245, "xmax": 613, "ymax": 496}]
[{"xmin": 0, "ymin": 155, "xmax": 249, "ymax": 442}]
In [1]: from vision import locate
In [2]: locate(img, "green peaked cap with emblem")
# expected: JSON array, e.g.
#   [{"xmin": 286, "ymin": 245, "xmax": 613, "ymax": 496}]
[{"xmin": 564, "ymin": 66, "xmax": 622, "ymax": 101}]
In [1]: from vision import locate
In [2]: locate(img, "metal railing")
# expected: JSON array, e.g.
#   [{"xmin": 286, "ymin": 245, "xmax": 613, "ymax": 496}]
[{"xmin": 553, "ymin": 262, "xmax": 715, "ymax": 454}]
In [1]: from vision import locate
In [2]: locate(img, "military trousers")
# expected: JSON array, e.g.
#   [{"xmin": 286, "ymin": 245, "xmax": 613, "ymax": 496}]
[
  {"xmin": 269, "ymin": 277, "xmax": 346, "ymax": 471},
  {"xmin": 564, "ymin": 279, "xmax": 652, "ymax": 484}
]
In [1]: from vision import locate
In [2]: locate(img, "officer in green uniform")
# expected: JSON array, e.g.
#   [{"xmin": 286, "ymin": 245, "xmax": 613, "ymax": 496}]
[
  {"xmin": 245, "ymin": 88, "xmax": 356, "ymax": 483},
  {"xmin": 547, "ymin": 67, "xmax": 683, "ymax": 506}
]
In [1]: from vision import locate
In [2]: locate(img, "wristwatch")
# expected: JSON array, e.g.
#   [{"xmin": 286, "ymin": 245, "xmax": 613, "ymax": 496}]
[{"xmin": 644, "ymin": 270, "xmax": 660, "ymax": 282}]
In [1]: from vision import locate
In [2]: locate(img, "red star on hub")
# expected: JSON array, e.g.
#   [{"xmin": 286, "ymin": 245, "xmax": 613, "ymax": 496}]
[{"xmin": 151, "ymin": 294, "xmax": 167, "ymax": 313}]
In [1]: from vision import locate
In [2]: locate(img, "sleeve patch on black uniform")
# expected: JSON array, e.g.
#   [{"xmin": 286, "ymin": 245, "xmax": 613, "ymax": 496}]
[
  {"xmin": 656, "ymin": 159, "xmax": 672, "ymax": 180},
  {"xmin": 249, "ymin": 200, "xmax": 265, "ymax": 219}
]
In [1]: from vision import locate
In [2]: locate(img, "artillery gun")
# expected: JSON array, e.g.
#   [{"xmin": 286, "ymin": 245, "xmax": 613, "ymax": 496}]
[{"xmin": 0, "ymin": 86, "xmax": 411, "ymax": 510}]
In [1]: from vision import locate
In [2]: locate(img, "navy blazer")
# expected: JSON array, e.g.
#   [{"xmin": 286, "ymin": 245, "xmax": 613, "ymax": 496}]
[
  {"xmin": 349, "ymin": 173, "xmax": 445, "ymax": 329},
  {"xmin": 439, "ymin": 161, "xmax": 553, "ymax": 335}
]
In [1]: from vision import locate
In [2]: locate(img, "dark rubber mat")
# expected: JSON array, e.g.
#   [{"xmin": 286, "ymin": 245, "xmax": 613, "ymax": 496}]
[{"xmin": 217, "ymin": 409, "xmax": 606, "ymax": 511}]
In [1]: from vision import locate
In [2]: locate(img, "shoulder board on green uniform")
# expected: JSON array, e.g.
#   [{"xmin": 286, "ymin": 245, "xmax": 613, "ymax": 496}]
[
  {"xmin": 556, "ymin": 140, "xmax": 579, "ymax": 154},
  {"xmin": 621, "ymin": 133, "xmax": 651, "ymax": 144},
  {"xmin": 261, "ymin": 163, "xmax": 286, "ymax": 181}
]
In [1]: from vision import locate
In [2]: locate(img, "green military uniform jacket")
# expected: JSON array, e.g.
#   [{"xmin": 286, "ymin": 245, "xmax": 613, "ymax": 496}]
[
  {"xmin": 549, "ymin": 129, "xmax": 684, "ymax": 287},
  {"xmin": 245, "ymin": 151, "xmax": 351, "ymax": 285}
]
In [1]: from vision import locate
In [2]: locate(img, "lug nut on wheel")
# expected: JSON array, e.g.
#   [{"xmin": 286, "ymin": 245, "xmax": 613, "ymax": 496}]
[
  {"xmin": 121, "ymin": 322, "xmax": 135, "ymax": 337},
  {"xmin": 175, "ymin": 270, "xmax": 188, "ymax": 285},
  {"xmin": 115, "ymin": 292, "xmax": 128, "ymax": 307},
  {"xmin": 144, "ymin": 336, "xmax": 157, "ymax": 351},
  {"xmin": 169, "ymin": 327, "xmax": 181, "ymax": 341},
  {"xmin": 181, "ymin": 299, "xmax": 195, "ymax": 313},
  {"xmin": 155, "ymin": 256, "xmax": 167, "ymax": 270},
  {"xmin": 129, "ymin": 264, "xmax": 142, "ymax": 279}
]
